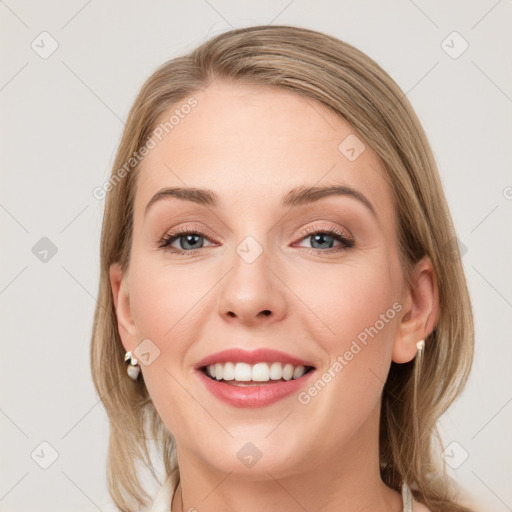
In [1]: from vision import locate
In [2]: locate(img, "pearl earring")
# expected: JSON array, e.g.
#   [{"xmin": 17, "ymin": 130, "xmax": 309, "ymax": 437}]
[
  {"xmin": 124, "ymin": 351, "xmax": 141, "ymax": 381},
  {"xmin": 416, "ymin": 339, "xmax": 425, "ymax": 354}
]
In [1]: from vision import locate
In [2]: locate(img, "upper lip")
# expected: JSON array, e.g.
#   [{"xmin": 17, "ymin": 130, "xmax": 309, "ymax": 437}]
[{"xmin": 195, "ymin": 348, "xmax": 315, "ymax": 369}]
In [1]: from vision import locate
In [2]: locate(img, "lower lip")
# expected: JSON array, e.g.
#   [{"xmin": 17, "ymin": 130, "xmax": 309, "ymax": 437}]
[{"xmin": 196, "ymin": 369, "xmax": 316, "ymax": 408}]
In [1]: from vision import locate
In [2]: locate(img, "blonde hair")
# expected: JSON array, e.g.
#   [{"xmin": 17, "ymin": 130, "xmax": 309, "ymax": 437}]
[{"xmin": 91, "ymin": 25, "xmax": 474, "ymax": 511}]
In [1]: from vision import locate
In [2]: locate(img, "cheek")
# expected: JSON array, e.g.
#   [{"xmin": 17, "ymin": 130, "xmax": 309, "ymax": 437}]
[
  {"xmin": 128, "ymin": 246, "xmax": 219, "ymax": 334},
  {"xmin": 291, "ymin": 257, "xmax": 400, "ymax": 394},
  {"xmin": 293, "ymin": 257, "xmax": 399, "ymax": 347},
  {"xmin": 126, "ymin": 254, "xmax": 218, "ymax": 428},
  {"xmin": 288, "ymin": 259, "xmax": 400, "ymax": 444}
]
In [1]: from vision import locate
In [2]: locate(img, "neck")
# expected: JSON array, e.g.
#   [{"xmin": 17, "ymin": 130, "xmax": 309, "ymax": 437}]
[{"xmin": 171, "ymin": 406, "xmax": 401, "ymax": 512}]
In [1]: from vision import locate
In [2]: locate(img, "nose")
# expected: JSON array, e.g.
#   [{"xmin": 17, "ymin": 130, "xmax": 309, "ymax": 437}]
[{"xmin": 218, "ymin": 243, "xmax": 287, "ymax": 327}]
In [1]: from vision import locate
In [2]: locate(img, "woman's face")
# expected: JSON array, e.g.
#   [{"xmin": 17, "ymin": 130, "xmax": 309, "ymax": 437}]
[{"xmin": 111, "ymin": 81, "xmax": 431, "ymax": 479}]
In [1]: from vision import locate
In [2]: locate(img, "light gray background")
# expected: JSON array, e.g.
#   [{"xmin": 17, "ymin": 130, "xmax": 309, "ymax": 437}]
[{"xmin": 1, "ymin": 1, "xmax": 511, "ymax": 511}]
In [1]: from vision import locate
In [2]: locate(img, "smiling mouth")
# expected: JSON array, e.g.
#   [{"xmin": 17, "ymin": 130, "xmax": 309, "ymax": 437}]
[{"xmin": 200, "ymin": 361, "xmax": 315, "ymax": 386}]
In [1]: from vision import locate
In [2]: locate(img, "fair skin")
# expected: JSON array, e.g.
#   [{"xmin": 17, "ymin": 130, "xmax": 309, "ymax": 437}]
[{"xmin": 110, "ymin": 81, "xmax": 437, "ymax": 512}]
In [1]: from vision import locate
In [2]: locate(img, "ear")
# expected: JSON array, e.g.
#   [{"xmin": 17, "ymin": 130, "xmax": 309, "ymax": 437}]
[
  {"xmin": 109, "ymin": 263, "xmax": 137, "ymax": 353},
  {"xmin": 393, "ymin": 256, "xmax": 440, "ymax": 364}
]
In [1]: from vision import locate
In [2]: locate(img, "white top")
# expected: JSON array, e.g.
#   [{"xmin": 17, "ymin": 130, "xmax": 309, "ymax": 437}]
[
  {"xmin": 150, "ymin": 469, "xmax": 179, "ymax": 512},
  {"xmin": 150, "ymin": 471, "xmax": 415, "ymax": 512}
]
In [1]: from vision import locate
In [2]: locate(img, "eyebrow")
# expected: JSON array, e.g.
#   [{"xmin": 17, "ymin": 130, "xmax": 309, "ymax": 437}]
[{"xmin": 144, "ymin": 184, "xmax": 377, "ymax": 218}]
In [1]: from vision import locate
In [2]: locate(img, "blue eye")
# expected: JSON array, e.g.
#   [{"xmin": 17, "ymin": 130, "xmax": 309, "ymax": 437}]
[
  {"xmin": 158, "ymin": 225, "xmax": 354, "ymax": 256},
  {"xmin": 297, "ymin": 228, "xmax": 354, "ymax": 251},
  {"xmin": 159, "ymin": 231, "xmax": 215, "ymax": 254}
]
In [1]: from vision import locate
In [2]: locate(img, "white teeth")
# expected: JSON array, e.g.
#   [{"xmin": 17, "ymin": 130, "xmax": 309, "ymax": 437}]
[
  {"xmin": 282, "ymin": 363, "xmax": 294, "ymax": 381},
  {"xmin": 206, "ymin": 362, "xmax": 310, "ymax": 382},
  {"xmin": 223, "ymin": 362, "xmax": 235, "ymax": 381},
  {"xmin": 269, "ymin": 362, "xmax": 282, "ymax": 380},
  {"xmin": 293, "ymin": 365, "xmax": 306, "ymax": 379},
  {"xmin": 252, "ymin": 363, "xmax": 270, "ymax": 382},
  {"xmin": 234, "ymin": 362, "xmax": 252, "ymax": 381}
]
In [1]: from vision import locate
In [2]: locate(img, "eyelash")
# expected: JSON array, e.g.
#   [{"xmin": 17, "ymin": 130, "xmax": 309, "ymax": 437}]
[{"xmin": 157, "ymin": 225, "xmax": 355, "ymax": 257}]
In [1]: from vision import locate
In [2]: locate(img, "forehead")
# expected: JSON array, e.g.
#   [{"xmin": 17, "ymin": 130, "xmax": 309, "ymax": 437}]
[{"xmin": 134, "ymin": 81, "xmax": 393, "ymax": 221}]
